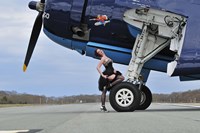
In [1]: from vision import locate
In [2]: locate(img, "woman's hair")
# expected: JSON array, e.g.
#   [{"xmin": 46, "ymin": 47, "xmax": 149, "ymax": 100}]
[{"xmin": 94, "ymin": 49, "xmax": 102, "ymax": 57}]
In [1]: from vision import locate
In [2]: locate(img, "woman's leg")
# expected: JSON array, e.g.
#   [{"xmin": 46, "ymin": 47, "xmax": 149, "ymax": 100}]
[
  {"xmin": 110, "ymin": 75, "xmax": 125, "ymax": 86},
  {"xmin": 101, "ymin": 87, "xmax": 107, "ymax": 106},
  {"xmin": 100, "ymin": 87, "xmax": 108, "ymax": 112},
  {"xmin": 106, "ymin": 74, "xmax": 124, "ymax": 88},
  {"xmin": 106, "ymin": 74, "xmax": 116, "ymax": 88},
  {"xmin": 107, "ymin": 74, "xmax": 116, "ymax": 81}
]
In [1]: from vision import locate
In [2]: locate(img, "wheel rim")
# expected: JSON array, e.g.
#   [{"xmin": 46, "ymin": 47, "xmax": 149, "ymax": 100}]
[
  {"xmin": 115, "ymin": 88, "xmax": 134, "ymax": 107},
  {"xmin": 140, "ymin": 91, "xmax": 146, "ymax": 105}
]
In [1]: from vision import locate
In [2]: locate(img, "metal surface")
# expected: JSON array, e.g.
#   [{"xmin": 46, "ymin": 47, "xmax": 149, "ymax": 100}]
[
  {"xmin": 43, "ymin": 0, "xmax": 200, "ymax": 80},
  {"xmin": 115, "ymin": 88, "xmax": 134, "ymax": 107}
]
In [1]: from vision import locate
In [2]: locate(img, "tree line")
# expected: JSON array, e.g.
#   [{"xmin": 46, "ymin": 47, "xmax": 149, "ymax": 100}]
[
  {"xmin": 0, "ymin": 91, "xmax": 103, "ymax": 104},
  {"xmin": 0, "ymin": 89, "xmax": 200, "ymax": 104},
  {"xmin": 154, "ymin": 89, "xmax": 200, "ymax": 103}
]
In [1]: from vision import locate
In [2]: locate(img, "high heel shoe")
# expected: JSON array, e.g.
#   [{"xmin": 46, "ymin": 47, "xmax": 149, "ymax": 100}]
[{"xmin": 100, "ymin": 105, "xmax": 109, "ymax": 112}]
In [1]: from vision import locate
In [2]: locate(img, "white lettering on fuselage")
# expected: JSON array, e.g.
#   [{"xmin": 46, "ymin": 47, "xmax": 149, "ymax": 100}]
[{"xmin": 43, "ymin": 12, "xmax": 50, "ymax": 19}]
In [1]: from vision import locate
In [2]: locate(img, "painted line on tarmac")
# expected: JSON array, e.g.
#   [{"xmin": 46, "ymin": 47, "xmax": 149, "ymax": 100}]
[
  {"xmin": 171, "ymin": 103, "xmax": 200, "ymax": 108},
  {"xmin": 0, "ymin": 130, "xmax": 29, "ymax": 133},
  {"xmin": 0, "ymin": 129, "xmax": 42, "ymax": 133},
  {"xmin": 156, "ymin": 103, "xmax": 200, "ymax": 108}
]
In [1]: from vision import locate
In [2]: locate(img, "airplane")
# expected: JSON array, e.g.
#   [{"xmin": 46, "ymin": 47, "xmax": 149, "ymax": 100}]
[{"xmin": 23, "ymin": 0, "xmax": 200, "ymax": 112}]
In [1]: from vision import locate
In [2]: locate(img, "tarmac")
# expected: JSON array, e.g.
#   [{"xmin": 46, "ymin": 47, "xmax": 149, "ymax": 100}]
[{"xmin": 0, "ymin": 103, "xmax": 200, "ymax": 133}]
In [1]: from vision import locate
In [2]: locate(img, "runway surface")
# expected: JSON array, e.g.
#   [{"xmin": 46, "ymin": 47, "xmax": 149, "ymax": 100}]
[{"xmin": 0, "ymin": 103, "xmax": 200, "ymax": 133}]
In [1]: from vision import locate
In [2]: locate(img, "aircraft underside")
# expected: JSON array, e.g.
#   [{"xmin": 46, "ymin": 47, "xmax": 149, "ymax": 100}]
[{"xmin": 25, "ymin": 0, "xmax": 200, "ymax": 112}]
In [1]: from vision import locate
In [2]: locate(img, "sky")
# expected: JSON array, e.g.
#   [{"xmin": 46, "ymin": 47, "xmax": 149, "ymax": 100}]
[{"xmin": 0, "ymin": 0, "xmax": 200, "ymax": 97}]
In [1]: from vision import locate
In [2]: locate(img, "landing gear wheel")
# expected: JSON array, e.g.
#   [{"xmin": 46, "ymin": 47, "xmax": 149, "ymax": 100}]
[
  {"xmin": 137, "ymin": 85, "xmax": 152, "ymax": 110},
  {"xmin": 109, "ymin": 82, "xmax": 141, "ymax": 112}
]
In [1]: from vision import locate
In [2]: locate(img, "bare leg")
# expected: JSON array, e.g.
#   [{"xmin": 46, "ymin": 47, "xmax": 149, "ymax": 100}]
[{"xmin": 107, "ymin": 74, "xmax": 116, "ymax": 81}]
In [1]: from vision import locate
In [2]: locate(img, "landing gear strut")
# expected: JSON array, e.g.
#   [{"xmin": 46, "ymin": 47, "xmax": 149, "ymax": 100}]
[{"xmin": 109, "ymin": 7, "xmax": 187, "ymax": 112}]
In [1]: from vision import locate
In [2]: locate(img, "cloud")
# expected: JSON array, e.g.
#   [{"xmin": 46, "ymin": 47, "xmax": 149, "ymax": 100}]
[
  {"xmin": 147, "ymin": 71, "xmax": 200, "ymax": 94},
  {"xmin": 1, "ymin": 1, "xmax": 200, "ymax": 97},
  {"xmin": 0, "ymin": 1, "xmax": 126, "ymax": 96},
  {"xmin": 0, "ymin": 1, "xmax": 39, "ymax": 57}
]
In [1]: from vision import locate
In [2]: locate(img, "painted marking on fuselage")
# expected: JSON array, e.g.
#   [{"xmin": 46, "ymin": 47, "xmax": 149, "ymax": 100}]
[
  {"xmin": 43, "ymin": 12, "xmax": 50, "ymax": 19},
  {"xmin": 90, "ymin": 15, "xmax": 110, "ymax": 26}
]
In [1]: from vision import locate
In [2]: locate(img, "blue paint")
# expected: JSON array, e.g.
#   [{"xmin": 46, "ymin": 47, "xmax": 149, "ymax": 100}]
[
  {"xmin": 86, "ymin": 42, "xmax": 168, "ymax": 73},
  {"xmin": 127, "ymin": 24, "xmax": 142, "ymax": 38},
  {"xmin": 156, "ymin": 0, "xmax": 200, "ymax": 76},
  {"xmin": 86, "ymin": 42, "xmax": 132, "ymax": 64},
  {"xmin": 43, "ymin": 28, "xmax": 87, "ymax": 52},
  {"xmin": 87, "ymin": 42, "xmax": 132, "ymax": 53},
  {"xmin": 44, "ymin": 28, "xmax": 72, "ymax": 49},
  {"xmin": 43, "ymin": 0, "xmax": 200, "ymax": 81}
]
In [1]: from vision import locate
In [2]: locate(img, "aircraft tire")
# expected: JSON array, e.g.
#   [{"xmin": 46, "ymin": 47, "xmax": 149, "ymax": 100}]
[
  {"xmin": 137, "ymin": 85, "xmax": 152, "ymax": 110},
  {"xmin": 109, "ymin": 82, "xmax": 141, "ymax": 112}
]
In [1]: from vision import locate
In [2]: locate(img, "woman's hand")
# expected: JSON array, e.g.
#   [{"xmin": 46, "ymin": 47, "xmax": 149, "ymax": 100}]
[
  {"xmin": 102, "ymin": 74, "xmax": 108, "ymax": 79},
  {"xmin": 114, "ymin": 70, "xmax": 117, "ymax": 74}
]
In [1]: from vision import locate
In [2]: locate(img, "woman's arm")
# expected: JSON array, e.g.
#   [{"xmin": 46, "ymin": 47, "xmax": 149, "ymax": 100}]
[{"xmin": 96, "ymin": 58, "xmax": 107, "ymax": 79}]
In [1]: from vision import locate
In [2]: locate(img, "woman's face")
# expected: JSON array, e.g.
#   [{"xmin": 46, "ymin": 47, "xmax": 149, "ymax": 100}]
[{"xmin": 96, "ymin": 49, "xmax": 104, "ymax": 57}]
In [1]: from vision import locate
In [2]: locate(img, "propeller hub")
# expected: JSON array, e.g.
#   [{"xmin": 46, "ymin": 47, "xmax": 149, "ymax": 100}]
[{"xmin": 28, "ymin": 1, "xmax": 44, "ymax": 12}]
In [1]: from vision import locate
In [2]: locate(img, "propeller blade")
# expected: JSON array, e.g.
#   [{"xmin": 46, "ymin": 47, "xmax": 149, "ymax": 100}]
[{"xmin": 23, "ymin": 12, "xmax": 43, "ymax": 72}]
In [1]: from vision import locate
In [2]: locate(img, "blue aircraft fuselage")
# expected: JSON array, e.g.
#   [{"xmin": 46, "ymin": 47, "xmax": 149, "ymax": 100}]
[{"xmin": 43, "ymin": 0, "xmax": 200, "ymax": 81}]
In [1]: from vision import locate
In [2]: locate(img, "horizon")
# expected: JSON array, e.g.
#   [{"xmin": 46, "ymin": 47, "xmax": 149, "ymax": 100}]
[
  {"xmin": 1, "ymin": 0, "xmax": 200, "ymax": 97},
  {"xmin": 1, "ymin": 88, "xmax": 200, "ymax": 98}
]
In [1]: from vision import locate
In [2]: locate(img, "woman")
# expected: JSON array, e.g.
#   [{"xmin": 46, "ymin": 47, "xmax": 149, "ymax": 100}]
[{"xmin": 95, "ymin": 49, "xmax": 124, "ymax": 112}]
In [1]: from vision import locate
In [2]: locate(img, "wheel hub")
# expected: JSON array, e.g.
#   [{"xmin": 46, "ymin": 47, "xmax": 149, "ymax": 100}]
[{"xmin": 115, "ymin": 88, "xmax": 134, "ymax": 107}]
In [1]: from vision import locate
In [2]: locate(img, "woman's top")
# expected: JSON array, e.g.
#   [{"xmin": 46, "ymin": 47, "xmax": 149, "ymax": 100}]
[
  {"xmin": 103, "ymin": 58, "xmax": 114, "ymax": 76},
  {"xmin": 98, "ymin": 58, "xmax": 122, "ymax": 91}
]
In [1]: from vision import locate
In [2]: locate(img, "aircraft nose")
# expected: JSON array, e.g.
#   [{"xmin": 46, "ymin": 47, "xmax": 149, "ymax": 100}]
[
  {"xmin": 28, "ymin": 1, "xmax": 37, "ymax": 10},
  {"xmin": 28, "ymin": 1, "xmax": 44, "ymax": 12}
]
